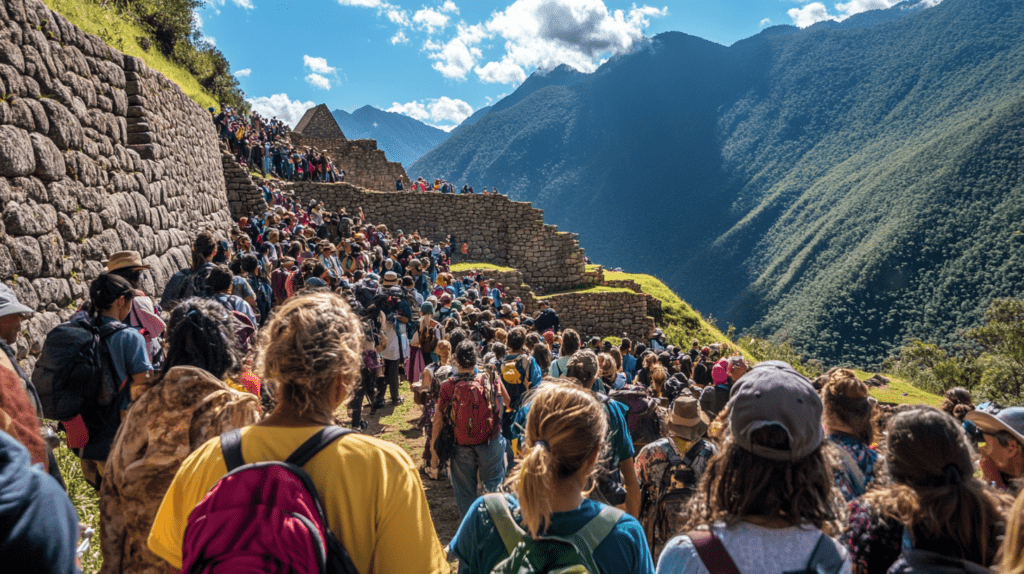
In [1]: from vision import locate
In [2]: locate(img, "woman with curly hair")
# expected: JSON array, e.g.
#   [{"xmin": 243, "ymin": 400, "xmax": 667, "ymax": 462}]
[
  {"xmin": 147, "ymin": 292, "xmax": 448, "ymax": 573},
  {"xmin": 842, "ymin": 406, "xmax": 1010, "ymax": 574},
  {"xmin": 822, "ymin": 369, "xmax": 879, "ymax": 501},
  {"xmin": 657, "ymin": 361, "xmax": 852, "ymax": 574}
]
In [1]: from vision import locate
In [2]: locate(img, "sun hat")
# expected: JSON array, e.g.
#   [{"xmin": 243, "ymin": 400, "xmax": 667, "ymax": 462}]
[
  {"xmin": 106, "ymin": 251, "xmax": 151, "ymax": 272},
  {"xmin": 381, "ymin": 271, "xmax": 400, "ymax": 287},
  {"xmin": 500, "ymin": 304, "xmax": 513, "ymax": 316},
  {"xmin": 421, "ymin": 301, "xmax": 434, "ymax": 315},
  {"xmin": 711, "ymin": 359, "xmax": 730, "ymax": 385},
  {"xmin": 966, "ymin": 407, "xmax": 1024, "ymax": 446},
  {"xmin": 728, "ymin": 360, "xmax": 823, "ymax": 462},
  {"xmin": 0, "ymin": 284, "xmax": 33, "ymax": 318},
  {"xmin": 668, "ymin": 396, "xmax": 710, "ymax": 441}
]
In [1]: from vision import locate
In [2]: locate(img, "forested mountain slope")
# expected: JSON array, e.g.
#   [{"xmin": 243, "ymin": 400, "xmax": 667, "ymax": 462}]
[
  {"xmin": 332, "ymin": 106, "xmax": 450, "ymax": 169},
  {"xmin": 411, "ymin": 0, "xmax": 1024, "ymax": 366}
]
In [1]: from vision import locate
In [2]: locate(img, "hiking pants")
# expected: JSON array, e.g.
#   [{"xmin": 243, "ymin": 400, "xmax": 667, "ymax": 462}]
[
  {"xmin": 349, "ymin": 368, "xmax": 377, "ymax": 426},
  {"xmin": 377, "ymin": 359, "xmax": 401, "ymax": 402},
  {"xmin": 450, "ymin": 435, "xmax": 506, "ymax": 517}
]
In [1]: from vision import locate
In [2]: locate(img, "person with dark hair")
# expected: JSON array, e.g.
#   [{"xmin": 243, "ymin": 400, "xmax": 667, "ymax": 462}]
[
  {"xmin": 77, "ymin": 273, "xmax": 153, "ymax": 487},
  {"xmin": 966, "ymin": 406, "xmax": 1024, "ymax": 494},
  {"xmin": 208, "ymin": 265, "xmax": 258, "ymax": 328},
  {"xmin": 532, "ymin": 342, "xmax": 552, "ymax": 375},
  {"xmin": 99, "ymin": 298, "xmax": 261, "ymax": 574},
  {"xmin": 240, "ymin": 253, "xmax": 271, "ymax": 326},
  {"xmin": 657, "ymin": 361, "xmax": 852, "ymax": 574},
  {"xmin": 107, "ymin": 251, "xmax": 166, "ymax": 367},
  {"xmin": 621, "ymin": 338, "xmax": 637, "ymax": 382},
  {"xmin": 160, "ymin": 231, "xmax": 218, "ymax": 310},
  {"xmin": 551, "ymin": 329, "xmax": 580, "ymax": 378},
  {"xmin": 843, "ymin": 406, "xmax": 1011, "ymax": 573},
  {"xmin": 229, "ymin": 255, "xmax": 260, "ymax": 321}
]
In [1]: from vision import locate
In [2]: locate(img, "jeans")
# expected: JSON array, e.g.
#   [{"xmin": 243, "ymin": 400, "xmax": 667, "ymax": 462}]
[
  {"xmin": 349, "ymin": 368, "xmax": 377, "ymax": 427},
  {"xmin": 450, "ymin": 435, "xmax": 506, "ymax": 517},
  {"xmin": 377, "ymin": 359, "xmax": 401, "ymax": 403}
]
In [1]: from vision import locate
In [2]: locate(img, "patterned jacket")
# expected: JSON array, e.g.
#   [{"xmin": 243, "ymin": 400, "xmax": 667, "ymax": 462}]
[{"xmin": 99, "ymin": 366, "xmax": 260, "ymax": 574}]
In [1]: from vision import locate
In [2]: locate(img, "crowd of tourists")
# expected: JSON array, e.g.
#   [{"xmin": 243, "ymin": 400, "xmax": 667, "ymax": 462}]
[
  {"xmin": 399, "ymin": 176, "xmax": 502, "ymax": 195},
  {"xmin": 212, "ymin": 105, "xmax": 346, "ymax": 182},
  {"xmin": 4, "ymin": 182, "xmax": 1024, "ymax": 574}
]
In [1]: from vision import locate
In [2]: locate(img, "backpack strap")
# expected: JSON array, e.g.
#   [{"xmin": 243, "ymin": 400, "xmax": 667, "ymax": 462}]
[
  {"xmin": 568, "ymin": 505, "xmax": 625, "ymax": 557},
  {"xmin": 286, "ymin": 426, "xmax": 354, "ymax": 467},
  {"xmin": 799, "ymin": 533, "xmax": 845, "ymax": 574},
  {"xmin": 483, "ymin": 493, "xmax": 524, "ymax": 555},
  {"xmin": 220, "ymin": 429, "xmax": 246, "ymax": 471},
  {"xmin": 689, "ymin": 530, "xmax": 742, "ymax": 574}
]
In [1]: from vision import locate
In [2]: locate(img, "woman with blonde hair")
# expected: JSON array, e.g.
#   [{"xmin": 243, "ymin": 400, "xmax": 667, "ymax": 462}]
[
  {"xmin": 821, "ymin": 369, "xmax": 879, "ymax": 501},
  {"xmin": 999, "ymin": 489, "xmax": 1024, "ymax": 574},
  {"xmin": 450, "ymin": 381, "xmax": 654, "ymax": 573},
  {"xmin": 147, "ymin": 292, "xmax": 448, "ymax": 573}
]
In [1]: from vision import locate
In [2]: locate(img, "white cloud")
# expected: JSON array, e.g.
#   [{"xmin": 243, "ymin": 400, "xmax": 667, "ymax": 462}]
[
  {"xmin": 760, "ymin": 18, "xmax": 771, "ymax": 27},
  {"xmin": 303, "ymin": 55, "xmax": 336, "ymax": 74},
  {"xmin": 788, "ymin": 3, "xmax": 838, "ymax": 27},
  {"xmin": 387, "ymin": 7, "xmax": 410, "ymax": 26},
  {"xmin": 231, "ymin": 0, "xmax": 253, "ymax": 9},
  {"xmin": 233, "ymin": 68, "xmax": 251, "ymax": 77},
  {"xmin": 306, "ymin": 73, "xmax": 331, "ymax": 90},
  {"xmin": 247, "ymin": 94, "xmax": 315, "ymax": 127},
  {"xmin": 391, "ymin": 30, "xmax": 409, "ymax": 44},
  {"xmin": 440, "ymin": 0, "xmax": 459, "ymax": 13},
  {"xmin": 387, "ymin": 97, "xmax": 473, "ymax": 126},
  {"xmin": 386, "ymin": 101, "xmax": 431, "ymax": 121},
  {"xmin": 427, "ymin": 32, "xmax": 484, "ymax": 80},
  {"xmin": 474, "ymin": 59, "xmax": 527, "ymax": 84},
  {"xmin": 201, "ymin": 35, "xmax": 216, "ymax": 46},
  {"xmin": 835, "ymin": 0, "xmax": 900, "ymax": 16},
  {"xmin": 788, "ymin": 0, "xmax": 909, "ymax": 28},
  {"xmin": 413, "ymin": 7, "xmax": 450, "ymax": 33},
  {"xmin": 336, "ymin": 0, "xmax": 386, "ymax": 6}
]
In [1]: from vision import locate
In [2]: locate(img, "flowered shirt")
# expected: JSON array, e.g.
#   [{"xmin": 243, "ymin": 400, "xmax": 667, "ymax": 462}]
[{"xmin": 829, "ymin": 432, "xmax": 879, "ymax": 502}]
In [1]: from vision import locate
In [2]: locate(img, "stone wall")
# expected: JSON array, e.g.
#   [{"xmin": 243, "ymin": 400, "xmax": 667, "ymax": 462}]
[
  {"xmin": 541, "ymin": 291, "xmax": 657, "ymax": 343},
  {"xmin": 288, "ymin": 133, "xmax": 411, "ymax": 192},
  {"xmin": 282, "ymin": 181, "xmax": 587, "ymax": 293},
  {"xmin": 221, "ymin": 151, "xmax": 266, "ymax": 219},
  {"xmin": 0, "ymin": 0, "xmax": 231, "ymax": 371}
]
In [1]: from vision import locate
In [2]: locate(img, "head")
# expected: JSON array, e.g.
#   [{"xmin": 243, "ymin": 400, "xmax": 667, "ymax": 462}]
[
  {"xmin": 821, "ymin": 368, "xmax": 875, "ymax": 444},
  {"xmin": 454, "ymin": 340, "xmax": 478, "ymax": 370},
  {"xmin": 207, "ymin": 265, "xmax": 234, "ymax": 294},
  {"xmin": 967, "ymin": 407, "xmax": 1024, "ymax": 480},
  {"xmin": 256, "ymin": 292, "xmax": 363, "ymax": 421},
  {"xmin": 692, "ymin": 361, "xmax": 840, "ymax": 530},
  {"xmin": 597, "ymin": 353, "xmax": 616, "ymax": 380},
  {"xmin": 0, "ymin": 285, "xmax": 32, "ymax": 345},
  {"xmin": 507, "ymin": 327, "xmax": 527, "ymax": 352},
  {"xmin": 566, "ymin": 350, "xmax": 599, "ymax": 389},
  {"xmin": 161, "ymin": 298, "xmax": 241, "ymax": 380},
  {"xmin": 561, "ymin": 329, "xmax": 581, "ymax": 356},
  {"xmin": 507, "ymin": 381, "xmax": 609, "ymax": 537},
  {"xmin": 620, "ymin": 337, "xmax": 632, "ymax": 354},
  {"xmin": 192, "ymin": 231, "xmax": 217, "ymax": 269},
  {"xmin": 941, "ymin": 387, "xmax": 974, "ymax": 420},
  {"xmin": 881, "ymin": 406, "xmax": 1007, "ymax": 565},
  {"xmin": 88, "ymin": 273, "xmax": 135, "ymax": 321},
  {"xmin": 532, "ymin": 342, "xmax": 551, "ymax": 372},
  {"xmin": 106, "ymin": 251, "xmax": 150, "ymax": 287},
  {"xmin": 435, "ymin": 340, "xmax": 452, "ymax": 363}
]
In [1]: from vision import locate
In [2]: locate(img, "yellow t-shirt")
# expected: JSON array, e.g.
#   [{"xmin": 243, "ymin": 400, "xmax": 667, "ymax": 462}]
[{"xmin": 147, "ymin": 425, "xmax": 450, "ymax": 574}]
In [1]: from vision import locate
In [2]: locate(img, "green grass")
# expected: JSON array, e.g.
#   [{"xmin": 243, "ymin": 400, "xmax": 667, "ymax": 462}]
[
  {"xmin": 539, "ymin": 285, "xmax": 636, "ymax": 299},
  {"xmin": 374, "ymin": 380, "xmax": 419, "ymax": 456},
  {"xmin": 450, "ymin": 262, "xmax": 514, "ymax": 273},
  {"xmin": 43, "ymin": 0, "xmax": 218, "ymax": 110},
  {"xmin": 53, "ymin": 435, "xmax": 102, "ymax": 574},
  {"xmin": 852, "ymin": 370, "xmax": 942, "ymax": 406}
]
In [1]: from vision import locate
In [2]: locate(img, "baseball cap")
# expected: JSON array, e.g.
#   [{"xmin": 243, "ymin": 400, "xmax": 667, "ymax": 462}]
[
  {"xmin": 567, "ymin": 350, "xmax": 599, "ymax": 384},
  {"xmin": 0, "ymin": 284, "xmax": 33, "ymax": 318},
  {"xmin": 729, "ymin": 360, "xmax": 823, "ymax": 462},
  {"xmin": 966, "ymin": 407, "xmax": 1024, "ymax": 446}
]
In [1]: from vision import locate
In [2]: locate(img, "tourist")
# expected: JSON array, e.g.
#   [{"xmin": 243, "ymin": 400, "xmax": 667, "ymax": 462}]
[
  {"xmin": 821, "ymin": 369, "xmax": 879, "ymax": 501},
  {"xmin": 106, "ymin": 251, "xmax": 166, "ymax": 368},
  {"xmin": 160, "ymin": 231, "xmax": 218, "ymax": 310},
  {"xmin": 966, "ymin": 406, "xmax": 1024, "ymax": 494},
  {"xmin": 657, "ymin": 361, "xmax": 852, "ymax": 574},
  {"xmin": 418, "ymin": 339, "xmax": 452, "ymax": 479},
  {"xmin": 550, "ymin": 328, "xmax": 580, "ymax": 378},
  {"xmin": 207, "ymin": 265, "xmax": 258, "ymax": 330},
  {"xmin": 844, "ymin": 406, "xmax": 1010, "ymax": 573},
  {"xmin": 147, "ymin": 292, "xmax": 449, "ymax": 573},
  {"xmin": 449, "ymin": 381, "xmax": 654, "ymax": 573},
  {"xmin": 99, "ymin": 298, "xmax": 261, "ymax": 574}
]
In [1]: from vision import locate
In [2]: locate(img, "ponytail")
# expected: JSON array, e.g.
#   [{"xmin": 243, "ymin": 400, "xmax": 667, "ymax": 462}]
[{"xmin": 506, "ymin": 382, "xmax": 608, "ymax": 537}]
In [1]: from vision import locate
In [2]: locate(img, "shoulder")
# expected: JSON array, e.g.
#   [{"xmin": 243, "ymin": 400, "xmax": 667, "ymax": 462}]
[{"xmin": 657, "ymin": 534, "xmax": 706, "ymax": 574}]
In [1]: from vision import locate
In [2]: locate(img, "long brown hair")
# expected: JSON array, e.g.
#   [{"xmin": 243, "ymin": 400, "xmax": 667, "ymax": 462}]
[
  {"xmin": 864, "ymin": 406, "xmax": 1010, "ymax": 566},
  {"xmin": 821, "ymin": 368, "xmax": 875, "ymax": 444}
]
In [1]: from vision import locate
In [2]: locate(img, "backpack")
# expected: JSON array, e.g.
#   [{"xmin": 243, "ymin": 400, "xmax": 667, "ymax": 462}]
[
  {"xmin": 32, "ymin": 317, "xmax": 129, "ymax": 451},
  {"xmin": 419, "ymin": 322, "xmax": 440, "ymax": 356},
  {"xmin": 689, "ymin": 529, "xmax": 845, "ymax": 574},
  {"xmin": 181, "ymin": 427, "xmax": 360, "ymax": 574},
  {"xmin": 160, "ymin": 263, "xmax": 214, "ymax": 310},
  {"xmin": 483, "ymin": 493, "xmax": 624, "ymax": 574},
  {"xmin": 213, "ymin": 295, "xmax": 257, "ymax": 355},
  {"xmin": 647, "ymin": 441, "xmax": 705, "ymax": 549},
  {"xmin": 608, "ymin": 386, "xmax": 665, "ymax": 448},
  {"xmin": 354, "ymin": 280, "xmax": 378, "ymax": 309},
  {"xmin": 446, "ymin": 372, "xmax": 499, "ymax": 446},
  {"xmin": 247, "ymin": 274, "xmax": 273, "ymax": 326},
  {"xmin": 501, "ymin": 355, "xmax": 531, "ymax": 411}
]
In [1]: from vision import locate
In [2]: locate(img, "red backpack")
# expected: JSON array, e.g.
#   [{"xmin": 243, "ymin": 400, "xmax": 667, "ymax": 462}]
[
  {"xmin": 446, "ymin": 372, "xmax": 499, "ymax": 446},
  {"xmin": 181, "ymin": 427, "xmax": 360, "ymax": 574}
]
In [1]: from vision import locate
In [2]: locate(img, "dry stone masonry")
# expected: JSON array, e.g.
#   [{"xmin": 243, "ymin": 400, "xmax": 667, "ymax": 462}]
[
  {"xmin": 542, "ymin": 291, "xmax": 657, "ymax": 344},
  {"xmin": 0, "ymin": 0, "xmax": 232, "ymax": 371},
  {"xmin": 282, "ymin": 181, "xmax": 587, "ymax": 293}
]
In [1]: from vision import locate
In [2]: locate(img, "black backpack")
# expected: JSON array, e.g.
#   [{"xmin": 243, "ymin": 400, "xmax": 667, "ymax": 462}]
[
  {"xmin": 33, "ymin": 317, "xmax": 129, "ymax": 422},
  {"xmin": 160, "ymin": 263, "xmax": 215, "ymax": 309},
  {"xmin": 247, "ymin": 274, "xmax": 272, "ymax": 325},
  {"xmin": 648, "ymin": 441, "xmax": 704, "ymax": 549}
]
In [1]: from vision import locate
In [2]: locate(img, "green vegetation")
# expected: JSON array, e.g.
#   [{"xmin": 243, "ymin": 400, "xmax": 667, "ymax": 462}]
[
  {"xmin": 450, "ymin": 262, "xmax": 514, "ymax": 273},
  {"xmin": 539, "ymin": 285, "xmax": 635, "ymax": 298},
  {"xmin": 44, "ymin": 0, "xmax": 246, "ymax": 111},
  {"xmin": 53, "ymin": 435, "xmax": 101, "ymax": 574}
]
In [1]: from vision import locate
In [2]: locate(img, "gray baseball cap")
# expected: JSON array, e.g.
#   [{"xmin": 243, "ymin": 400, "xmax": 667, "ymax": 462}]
[
  {"xmin": 0, "ymin": 284, "xmax": 33, "ymax": 318},
  {"xmin": 966, "ymin": 407, "xmax": 1024, "ymax": 446},
  {"xmin": 729, "ymin": 360, "xmax": 823, "ymax": 462}
]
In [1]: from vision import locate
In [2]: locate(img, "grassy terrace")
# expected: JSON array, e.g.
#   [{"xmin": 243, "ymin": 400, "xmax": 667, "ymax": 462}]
[
  {"xmin": 43, "ymin": 0, "xmax": 218, "ymax": 110},
  {"xmin": 450, "ymin": 262, "xmax": 515, "ymax": 273}
]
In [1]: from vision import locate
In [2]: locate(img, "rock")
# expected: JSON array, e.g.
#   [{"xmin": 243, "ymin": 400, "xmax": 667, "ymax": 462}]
[
  {"xmin": 0, "ymin": 125, "xmax": 35, "ymax": 177},
  {"xmin": 3, "ymin": 201, "xmax": 56, "ymax": 236},
  {"xmin": 29, "ymin": 132, "xmax": 64, "ymax": 181},
  {"xmin": 0, "ymin": 246, "xmax": 15, "ymax": 280},
  {"xmin": 38, "ymin": 231, "xmax": 64, "ymax": 277},
  {"xmin": 8, "ymin": 236, "xmax": 42, "ymax": 278},
  {"xmin": 40, "ymin": 97, "xmax": 84, "ymax": 150}
]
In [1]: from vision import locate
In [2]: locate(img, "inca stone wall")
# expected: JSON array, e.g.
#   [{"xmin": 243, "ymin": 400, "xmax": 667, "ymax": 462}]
[
  {"xmin": 222, "ymin": 151, "xmax": 267, "ymax": 219},
  {"xmin": 287, "ymin": 133, "xmax": 412, "ymax": 193},
  {"xmin": 282, "ymin": 181, "xmax": 587, "ymax": 292},
  {"xmin": 0, "ymin": 0, "xmax": 231, "ymax": 371},
  {"xmin": 541, "ymin": 291, "xmax": 657, "ymax": 344}
]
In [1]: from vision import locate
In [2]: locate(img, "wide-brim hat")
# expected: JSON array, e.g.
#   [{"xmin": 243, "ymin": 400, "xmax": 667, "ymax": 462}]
[
  {"xmin": 106, "ymin": 251, "xmax": 151, "ymax": 272},
  {"xmin": 668, "ymin": 396, "xmax": 710, "ymax": 441},
  {"xmin": 0, "ymin": 284, "xmax": 33, "ymax": 318},
  {"xmin": 381, "ymin": 271, "xmax": 400, "ymax": 286},
  {"xmin": 967, "ymin": 407, "xmax": 1024, "ymax": 446}
]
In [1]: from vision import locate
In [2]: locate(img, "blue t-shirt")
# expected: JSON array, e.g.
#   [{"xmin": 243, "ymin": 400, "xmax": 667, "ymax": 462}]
[
  {"xmin": 97, "ymin": 316, "xmax": 152, "ymax": 393},
  {"xmin": 452, "ymin": 494, "xmax": 654, "ymax": 574},
  {"xmin": 622, "ymin": 354, "xmax": 638, "ymax": 382},
  {"xmin": 513, "ymin": 395, "xmax": 635, "ymax": 462}
]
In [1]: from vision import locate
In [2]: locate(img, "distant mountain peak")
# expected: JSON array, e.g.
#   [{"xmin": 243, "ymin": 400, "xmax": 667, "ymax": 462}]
[{"xmin": 331, "ymin": 106, "xmax": 451, "ymax": 168}]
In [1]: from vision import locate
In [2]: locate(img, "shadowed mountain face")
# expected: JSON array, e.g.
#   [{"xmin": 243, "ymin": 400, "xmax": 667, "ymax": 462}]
[
  {"xmin": 411, "ymin": 0, "xmax": 1024, "ymax": 366},
  {"xmin": 332, "ymin": 106, "xmax": 451, "ymax": 169}
]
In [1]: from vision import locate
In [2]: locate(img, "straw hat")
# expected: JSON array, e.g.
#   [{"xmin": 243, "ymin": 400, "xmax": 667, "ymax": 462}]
[{"xmin": 106, "ymin": 251, "xmax": 151, "ymax": 272}]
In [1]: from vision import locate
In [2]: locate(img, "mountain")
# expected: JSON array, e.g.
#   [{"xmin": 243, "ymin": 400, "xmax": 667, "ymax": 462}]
[
  {"xmin": 411, "ymin": 0, "xmax": 1024, "ymax": 367},
  {"xmin": 331, "ymin": 106, "xmax": 450, "ymax": 169}
]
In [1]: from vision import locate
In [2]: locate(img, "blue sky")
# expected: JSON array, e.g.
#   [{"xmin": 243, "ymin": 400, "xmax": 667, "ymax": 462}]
[{"xmin": 196, "ymin": 0, "xmax": 932, "ymax": 130}]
